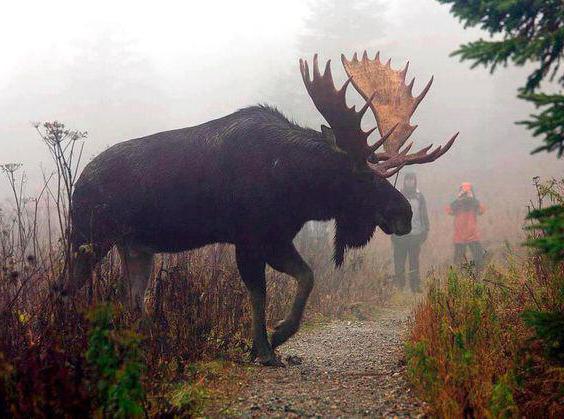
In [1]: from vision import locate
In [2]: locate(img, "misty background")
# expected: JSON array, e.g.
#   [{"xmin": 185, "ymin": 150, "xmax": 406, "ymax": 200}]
[{"xmin": 1, "ymin": 0, "xmax": 561, "ymax": 246}]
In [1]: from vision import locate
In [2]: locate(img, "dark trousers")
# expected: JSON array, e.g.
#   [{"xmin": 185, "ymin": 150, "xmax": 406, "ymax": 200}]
[
  {"xmin": 454, "ymin": 241, "xmax": 484, "ymax": 268},
  {"xmin": 392, "ymin": 234, "xmax": 423, "ymax": 291}
]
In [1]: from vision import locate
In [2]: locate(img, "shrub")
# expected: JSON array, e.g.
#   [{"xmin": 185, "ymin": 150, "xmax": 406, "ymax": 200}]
[
  {"xmin": 86, "ymin": 304, "xmax": 145, "ymax": 418},
  {"xmin": 407, "ymin": 258, "xmax": 564, "ymax": 417}
]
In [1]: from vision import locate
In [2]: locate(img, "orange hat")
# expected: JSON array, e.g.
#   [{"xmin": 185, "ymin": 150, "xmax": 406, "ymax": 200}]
[{"xmin": 460, "ymin": 182, "xmax": 473, "ymax": 192}]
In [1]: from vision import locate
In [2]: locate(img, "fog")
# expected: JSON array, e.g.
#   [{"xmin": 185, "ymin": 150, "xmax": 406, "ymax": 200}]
[{"xmin": 1, "ymin": 0, "xmax": 561, "ymax": 217}]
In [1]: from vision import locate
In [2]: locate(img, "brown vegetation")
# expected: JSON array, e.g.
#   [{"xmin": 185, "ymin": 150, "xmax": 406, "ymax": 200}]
[{"xmin": 406, "ymin": 180, "xmax": 564, "ymax": 419}]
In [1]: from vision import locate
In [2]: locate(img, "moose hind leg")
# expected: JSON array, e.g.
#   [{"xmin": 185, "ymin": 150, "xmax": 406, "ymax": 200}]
[
  {"xmin": 236, "ymin": 246, "xmax": 281, "ymax": 366},
  {"xmin": 118, "ymin": 246, "xmax": 154, "ymax": 314},
  {"xmin": 266, "ymin": 243, "xmax": 314, "ymax": 350}
]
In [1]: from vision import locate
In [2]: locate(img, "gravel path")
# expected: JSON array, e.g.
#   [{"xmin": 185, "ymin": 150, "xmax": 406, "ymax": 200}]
[{"xmin": 221, "ymin": 304, "xmax": 426, "ymax": 417}]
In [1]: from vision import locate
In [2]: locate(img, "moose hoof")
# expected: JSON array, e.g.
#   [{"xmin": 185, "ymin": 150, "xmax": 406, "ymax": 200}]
[{"xmin": 256, "ymin": 354, "xmax": 285, "ymax": 367}]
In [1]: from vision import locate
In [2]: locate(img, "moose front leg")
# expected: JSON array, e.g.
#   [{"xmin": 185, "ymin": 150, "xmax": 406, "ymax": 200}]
[
  {"xmin": 236, "ymin": 246, "xmax": 282, "ymax": 366},
  {"xmin": 266, "ymin": 243, "xmax": 314, "ymax": 349}
]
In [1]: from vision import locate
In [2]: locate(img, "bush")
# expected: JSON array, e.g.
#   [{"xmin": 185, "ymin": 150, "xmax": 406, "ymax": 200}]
[
  {"xmin": 406, "ymin": 258, "xmax": 564, "ymax": 417},
  {"xmin": 86, "ymin": 304, "xmax": 145, "ymax": 418}
]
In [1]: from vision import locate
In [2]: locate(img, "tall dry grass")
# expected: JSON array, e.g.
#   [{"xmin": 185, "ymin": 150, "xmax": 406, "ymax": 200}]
[{"xmin": 407, "ymin": 258, "xmax": 563, "ymax": 417}]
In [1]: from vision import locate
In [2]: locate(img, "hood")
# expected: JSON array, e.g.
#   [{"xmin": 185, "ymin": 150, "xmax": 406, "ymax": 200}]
[
  {"xmin": 402, "ymin": 172, "xmax": 418, "ymax": 195},
  {"xmin": 458, "ymin": 182, "xmax": 475, "ymax": 198}
]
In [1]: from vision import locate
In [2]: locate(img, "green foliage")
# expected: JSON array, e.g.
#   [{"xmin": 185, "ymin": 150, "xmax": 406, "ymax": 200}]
[
  {"xmin": 518, "ymin": 93, "xmax": 564, "ymax": 156},
  {"xmin": 522, "ymin": 309, "xmax": 564, "ymax": 364},
  {"xmin": 407, "ymin": 268, "xmax": 510, "ymax": 415},
  {"xmin": 86, "ymin": 304, "xmax": 145, "ymax": 418},
  {"xmin": 407, "ymin": 258, "xmax": 564, "ymax": 416},
  {"xmin": 148, "ymin": 361, "xmax": 234, "ymax": 417},
  {"xmin": 167, "ymin": 381, "xmax": 208, "ymax": 417},
  {"xmin": 438, "ymin": 0, "xmax": 563, "ymax": 91},
  {"xmin": 405, "ymin": 340, "xmax": 440, "ymax": 398},
  {"xmin": 437, "ymin": 0, "xmax": 564, "ymax": 156},
  {"xmin": 525, "ymin": 205, "xmax": 564, "ymax": 259},
  {"xmin": 490, "ymin": 373, "xmax": 518, "ymax": 418},
  {"xmin": 525, "ymin": 177, "xmax": 564, "ymax": 260}
]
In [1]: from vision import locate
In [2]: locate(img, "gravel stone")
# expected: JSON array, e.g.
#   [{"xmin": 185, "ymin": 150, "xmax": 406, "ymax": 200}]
[{"xmin": 221, "ymin": 305, "xmax": 427, "ymax": 417}]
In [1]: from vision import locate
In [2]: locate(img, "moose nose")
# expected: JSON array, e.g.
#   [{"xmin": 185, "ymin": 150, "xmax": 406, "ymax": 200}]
[{"xmin": 393, "ymin": 219, "xmax": 412, "ymax": 236}]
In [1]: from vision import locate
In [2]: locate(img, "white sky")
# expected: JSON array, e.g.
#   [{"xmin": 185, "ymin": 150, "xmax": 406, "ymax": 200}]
[
  {"xmin": 0, "ymin": 1, "xmax": 306, "ymax": 82},
  {"xmin": 0, "ymin": 0, "xmax": 310, "ymax": 115}
]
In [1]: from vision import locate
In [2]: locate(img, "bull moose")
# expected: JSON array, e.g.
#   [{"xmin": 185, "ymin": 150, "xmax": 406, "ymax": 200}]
[{"xmin": 69, "ymin": 51, "xmax": 458, "ymax": 365}]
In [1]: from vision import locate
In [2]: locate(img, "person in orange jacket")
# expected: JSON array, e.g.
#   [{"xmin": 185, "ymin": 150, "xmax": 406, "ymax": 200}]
[{"xmin": 447, "ymin": 182, "xmax": 486, "ymax": 267}]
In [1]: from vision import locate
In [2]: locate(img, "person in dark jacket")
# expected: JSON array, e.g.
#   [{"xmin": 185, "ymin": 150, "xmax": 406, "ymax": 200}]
[
  {"xmin": 447, "ymin": 182, "xmax": 485, "ymax": 267},
  {"xmin": 391, "ymin": 172, "xmax": 429, "ymax": 292}
]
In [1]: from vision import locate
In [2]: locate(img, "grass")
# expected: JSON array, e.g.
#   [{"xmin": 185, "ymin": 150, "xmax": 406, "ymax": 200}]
[
  {"xmin": 149, "ymin": 359, "xmax": 251, "ymax": 417},
  {"xmin": 406, "ymin": 256, "xmax": 564, "ymax": 417}
]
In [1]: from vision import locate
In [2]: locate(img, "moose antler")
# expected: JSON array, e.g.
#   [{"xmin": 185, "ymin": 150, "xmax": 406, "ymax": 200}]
[
  {"xmin": 299, "ymin": 55, "xmax": 397, "ymax": 173},
  {"xmin": 341, "ymin": 51, "xmax": 458, "ymax": 168}
]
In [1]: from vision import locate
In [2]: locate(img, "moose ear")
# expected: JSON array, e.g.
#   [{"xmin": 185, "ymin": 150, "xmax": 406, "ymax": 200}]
[{"xmin": 321, "ymin": 125, "xmax": 337, "ymax": 147}]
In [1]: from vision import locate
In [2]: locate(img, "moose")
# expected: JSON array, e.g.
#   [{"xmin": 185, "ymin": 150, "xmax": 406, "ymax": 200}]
[{"xmin": 68, "ymin": 51, "xmax": 458, "ymax": 365}]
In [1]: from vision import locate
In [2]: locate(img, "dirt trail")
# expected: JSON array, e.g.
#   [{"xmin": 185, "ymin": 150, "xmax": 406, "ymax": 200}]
[{"xmin": 218, "ymin": 302, "xmax": 426, "ymax": 417}]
